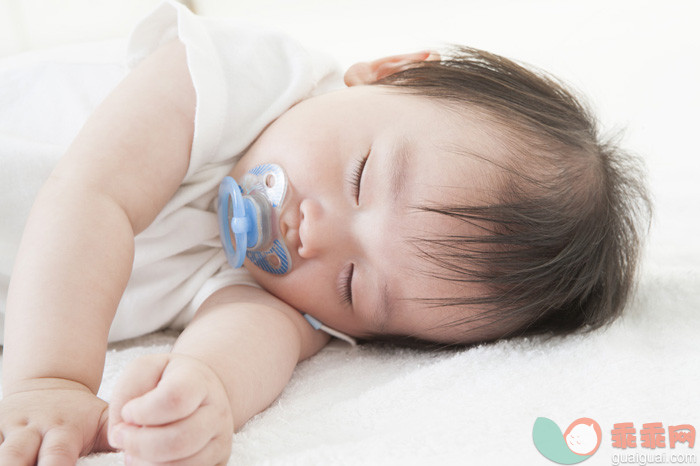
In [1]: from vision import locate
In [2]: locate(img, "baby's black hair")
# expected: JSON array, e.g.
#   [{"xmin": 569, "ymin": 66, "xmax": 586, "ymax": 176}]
[{"xmin": 367, "ymin": 46, "xmax": 651, "ymax": 348}]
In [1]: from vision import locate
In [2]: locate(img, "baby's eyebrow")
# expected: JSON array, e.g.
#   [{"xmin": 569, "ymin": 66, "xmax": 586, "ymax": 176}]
[
  {"xmin": 375, "ymin": 281, "xmax": 393, "ymax": 333},
  {"xmin": 389, "ymin": 136, "xmax": 411, "ymax": 204}
]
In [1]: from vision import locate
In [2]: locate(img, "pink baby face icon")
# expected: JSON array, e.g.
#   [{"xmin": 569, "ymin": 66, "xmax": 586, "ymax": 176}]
[{"xmin": 564, "ymin": 418, "xmax": 602, "ymax": 456}]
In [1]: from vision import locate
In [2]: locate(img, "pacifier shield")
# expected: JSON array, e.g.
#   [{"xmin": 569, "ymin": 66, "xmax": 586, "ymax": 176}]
[{"xmin": 217, "ymin": 163, "xmax": 293, "ymax": 275}]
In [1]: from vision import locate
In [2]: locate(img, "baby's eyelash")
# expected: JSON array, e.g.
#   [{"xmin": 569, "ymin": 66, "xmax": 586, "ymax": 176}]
[
  {"xmin": 338, "ymin": 263, "xmax": 354, "ymax": 306},
  {"xmin": 349, "ymin": 150, "xmax": 370, "ymax": 202}
]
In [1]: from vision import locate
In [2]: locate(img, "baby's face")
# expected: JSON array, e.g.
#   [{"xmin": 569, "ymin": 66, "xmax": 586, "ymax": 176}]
[{"xmin": 232, "ymin": 85, "xmax": 503, "ymax": 343}]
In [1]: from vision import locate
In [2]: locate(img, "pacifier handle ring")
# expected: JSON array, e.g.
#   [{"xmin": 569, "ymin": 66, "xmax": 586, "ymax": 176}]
[{"xmin": 218, "ymin": 176, "xmax": 248, "ymax": 268}]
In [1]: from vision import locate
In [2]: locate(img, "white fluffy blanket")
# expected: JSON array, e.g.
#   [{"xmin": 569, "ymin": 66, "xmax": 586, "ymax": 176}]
[{"xmin": 2, "ymin": 1, "xmax": 699, "ymax": 465}]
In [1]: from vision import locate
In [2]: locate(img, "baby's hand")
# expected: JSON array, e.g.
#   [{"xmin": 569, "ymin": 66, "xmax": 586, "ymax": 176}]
[
  {"xmin": 0, "ymin": 378, "xmax": 111, "ymax": 465},
  {"xmin": 108, "ymin": 354, "xmax": 234, "ymax": 466}
]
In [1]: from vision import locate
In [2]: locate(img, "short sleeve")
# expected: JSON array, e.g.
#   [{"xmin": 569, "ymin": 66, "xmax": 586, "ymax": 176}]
[{"xmin": 126, "ymin": 1, "xmax": 342, "ymax": 181}]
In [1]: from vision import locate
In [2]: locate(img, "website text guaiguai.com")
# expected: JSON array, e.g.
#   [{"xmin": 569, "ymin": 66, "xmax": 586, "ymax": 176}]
[{"xmin": 611, "ymin": 452, "xmax": 697, "ymax": 465}]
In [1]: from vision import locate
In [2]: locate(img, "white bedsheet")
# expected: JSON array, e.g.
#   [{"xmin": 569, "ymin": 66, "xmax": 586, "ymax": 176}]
[{"xmin": 1, "ymin": 1, "xmax": 698, "ymax": 465}]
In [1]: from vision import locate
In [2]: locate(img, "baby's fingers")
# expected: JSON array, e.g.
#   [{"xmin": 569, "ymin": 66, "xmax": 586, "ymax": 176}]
[
  {"xmin": 109, "ymin": 354, "xmax": 169, "ymax": 433},
  {"xmin": 0, "ymin": 430, "xmax": 40, "ymax": 466},
  {"xmin": 113, "ymin": 404, "xmax": 230, "ymax": 464},
  {"xmin": 37, "ymin": 426, "xmax": 82, "ymax": 466},
  {"xmin": 121, "ymin": 358, "xmax": 208, "ymax": 427}
]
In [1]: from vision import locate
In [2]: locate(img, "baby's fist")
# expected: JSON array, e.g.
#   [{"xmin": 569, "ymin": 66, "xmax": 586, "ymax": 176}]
[{"xmin": 108, "ymin": 354, "xmax": 233, "ymax": 465}]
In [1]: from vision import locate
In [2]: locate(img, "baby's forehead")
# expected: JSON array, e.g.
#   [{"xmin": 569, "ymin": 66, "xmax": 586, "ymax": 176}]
[{"xmin": 402, "ymin": 144, "xmax": 504, "ymax": 218}]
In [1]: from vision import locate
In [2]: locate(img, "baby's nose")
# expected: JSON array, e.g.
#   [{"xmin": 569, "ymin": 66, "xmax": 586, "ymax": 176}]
[{"xmin": 297, "ymin": 198, "xmax": 347, "ymax": 259}]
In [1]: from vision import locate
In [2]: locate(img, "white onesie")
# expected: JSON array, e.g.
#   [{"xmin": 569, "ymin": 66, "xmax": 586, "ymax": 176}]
[{"xmin": 0, "ymin": 0, "xmax": 341, "ymax": 342}]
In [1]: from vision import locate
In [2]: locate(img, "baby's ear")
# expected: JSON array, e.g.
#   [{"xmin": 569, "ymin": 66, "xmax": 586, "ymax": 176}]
[{"xmin": 344, "ymin": 51, "xmax": 440, "ymax": 86}]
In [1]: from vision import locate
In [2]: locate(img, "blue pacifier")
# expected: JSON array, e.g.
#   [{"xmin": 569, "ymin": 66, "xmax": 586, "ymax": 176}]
[{"xmin": 217, "ymin": 163, "xmax": 292, "ymax": 275}]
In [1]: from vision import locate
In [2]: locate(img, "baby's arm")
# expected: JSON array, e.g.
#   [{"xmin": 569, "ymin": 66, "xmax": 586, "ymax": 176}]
[
  {"xmin": 0, "ymin": 40, "xmax": 195, "ymax": 465},
  {"xmin": 108, "ymin": 285, "xmax": 331, "ymax": 464}
]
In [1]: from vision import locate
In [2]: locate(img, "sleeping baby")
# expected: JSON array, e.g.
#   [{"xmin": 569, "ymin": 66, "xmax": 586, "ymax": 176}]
[{"xmin": 0, "ymin": 1, "xmax": 650, "ymax": 465}]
